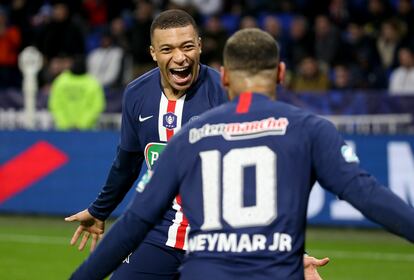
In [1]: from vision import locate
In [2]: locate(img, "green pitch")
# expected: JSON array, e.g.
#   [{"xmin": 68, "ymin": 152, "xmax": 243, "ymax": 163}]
[{"xmin": 0, "ymin": 214, "xmax": 413, "ymax": 280}]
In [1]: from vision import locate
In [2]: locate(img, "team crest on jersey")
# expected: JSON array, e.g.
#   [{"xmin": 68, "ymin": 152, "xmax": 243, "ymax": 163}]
[
  {"xmin": 144, "ymin": 142, "xmax": 167, "ymax": 169},
  {"xmin": 163, "ymin": 112, "xmax": 177, "ymax": 129},
  {"xmin": 341, "ymin": 144, "xmax": 359, "ymax": 163},
  {"xmin": 189, "ymin": 117, "xmax": 289, "ymax": 143}
]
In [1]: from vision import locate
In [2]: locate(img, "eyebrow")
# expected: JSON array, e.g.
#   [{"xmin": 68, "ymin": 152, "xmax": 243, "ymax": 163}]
[{"xmin": 158, "ymin": 39, "xmax": 197, "ymax": 49}]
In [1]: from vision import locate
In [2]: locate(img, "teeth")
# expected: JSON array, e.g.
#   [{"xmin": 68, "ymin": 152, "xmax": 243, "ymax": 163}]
[{"xmin": 172, "ymin": 67, "xmax": 188, "ymax": 72}]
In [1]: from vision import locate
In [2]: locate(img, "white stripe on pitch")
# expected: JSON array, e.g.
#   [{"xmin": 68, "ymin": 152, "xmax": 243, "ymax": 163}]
[
  {"xmin": 0, "ymin": 234, "xmax": 67, "ymax": 245},
  {"xmin": 0, "ymin": 233, "xmax": 413, "ymax": 262},
  {"xmin": 309, "ymin": 249, "xmax": 414, "ymax": 262}
]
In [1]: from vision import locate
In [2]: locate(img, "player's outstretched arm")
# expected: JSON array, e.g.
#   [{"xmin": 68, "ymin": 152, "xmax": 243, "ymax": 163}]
[
  {"xmin": 304, "ymin": 255, "xmax": 330, "ymax": 280},
  {"xmin": 65, "ymin": 209, "xmax": 105, "ymax": 252}
]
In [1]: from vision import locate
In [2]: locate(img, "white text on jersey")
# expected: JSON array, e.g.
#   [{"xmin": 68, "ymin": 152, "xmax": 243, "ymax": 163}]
[{"xmin": 189, "ymin": 117, "xmax": 289, "ymax": 143}]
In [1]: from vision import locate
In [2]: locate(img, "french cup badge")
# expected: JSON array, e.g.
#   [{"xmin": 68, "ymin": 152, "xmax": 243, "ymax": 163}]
[{"xmin": 163, "ymin": 112, "xmax": 177, "ymax": 129}]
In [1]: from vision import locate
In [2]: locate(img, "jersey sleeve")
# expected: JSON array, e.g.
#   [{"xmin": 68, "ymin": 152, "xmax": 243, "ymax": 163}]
[
  {"xmin": 310, "ymin": 117, "xmax": 414, "ymax": 242},
  {"xmin": 88, "ymin": 84, "xmax": 144, "ymax": 220},
  {"xmin": 88, "ymin": 146, "xmax": 143, "ymax": 220},
  {"xmin": 120, "ymin": 85, "xmax": 141, "ymax": 152}
]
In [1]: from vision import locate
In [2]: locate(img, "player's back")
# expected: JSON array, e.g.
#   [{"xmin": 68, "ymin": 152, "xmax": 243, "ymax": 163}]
[{"xmin": 175, "ymin": 92, "xmax": 325, "ymax": 280}]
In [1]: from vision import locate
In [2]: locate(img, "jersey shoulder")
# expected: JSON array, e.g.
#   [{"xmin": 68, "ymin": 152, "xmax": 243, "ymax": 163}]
[
  {"xmin": 123, "ymin": 68, "xmax": 161, "ymax": 103},
  {"xmin": 196, "ymin": 64, "xmax": 228, "ymax": 104}
]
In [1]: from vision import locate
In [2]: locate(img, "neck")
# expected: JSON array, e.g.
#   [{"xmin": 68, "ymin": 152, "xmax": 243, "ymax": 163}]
[
  {"xmin": 163, "ymin": 87, "xmax": 185, "ymax": 101},
  {"xmin": 229, "ymin": 78, "xmax": 276, "ymax": 101}
]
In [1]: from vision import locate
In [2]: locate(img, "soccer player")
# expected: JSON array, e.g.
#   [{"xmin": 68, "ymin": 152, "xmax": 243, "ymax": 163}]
[
  {"xmin": 65, "ymin": 9, "xmax": 227, "ymax": 279},
  {"xmin": 66, "ymin": 10, "xmax": 327, "ymax": 280},
  {"xmin": 70, "ymin": 28, "xmax": 414, "ymax": 279}
]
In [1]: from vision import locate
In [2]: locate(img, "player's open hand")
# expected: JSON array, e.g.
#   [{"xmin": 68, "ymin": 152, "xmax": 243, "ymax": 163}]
[
  {"xmin": 303, "ymin": 255, "xmax": 330, "ymax": 280},
  {"xmin": 65, "ymin": 209, "xmax": 105, "ymax": 252}
]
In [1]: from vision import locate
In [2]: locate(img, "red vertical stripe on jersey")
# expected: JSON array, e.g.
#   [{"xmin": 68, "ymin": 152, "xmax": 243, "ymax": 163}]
[
  {"xmin": 175, "ymin": 195, "xmax": 189, "ymax": 249},
  {"xmin": 236, "ymin": 92, "xmax": 252, "ymax": 114},
  {"xmin": 166, "ymin": 100, "xmax": 177, "ymax": 141},
  {"xmin": 165, "ymin": 99, "xmax": 189, "ymax": 249}
]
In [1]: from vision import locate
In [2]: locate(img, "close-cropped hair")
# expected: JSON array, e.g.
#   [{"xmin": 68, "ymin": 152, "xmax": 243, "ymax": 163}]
[
  {"xmin": 223, "ymin": 28, "xmax": 279, "ymax": 75},
  {"xmin": 150, "ymin": 9, "xmax": 198, "ymax": 40}
]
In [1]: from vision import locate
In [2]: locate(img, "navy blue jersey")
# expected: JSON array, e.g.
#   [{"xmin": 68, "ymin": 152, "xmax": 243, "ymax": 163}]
[
  {"xmin": 90, "ymin": 64, "xmax": 227, "ymax": 250},
  {"xmin": 74, "ymin": 92, "xmax": 414, "ymax": 280}
]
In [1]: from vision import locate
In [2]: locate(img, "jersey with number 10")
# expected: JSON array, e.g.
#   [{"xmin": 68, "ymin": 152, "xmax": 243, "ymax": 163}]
[
  {"xmin": 131, "ymin": 92, "xmax": 414, "ymax": 280},
  {"xmin": 120, "ymin": 64, "xmax": 227, "ymax": 250}
]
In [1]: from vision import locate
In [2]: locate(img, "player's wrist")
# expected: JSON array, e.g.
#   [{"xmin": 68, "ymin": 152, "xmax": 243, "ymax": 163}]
[{"xmin": 87, "ymin": 206, "xmax": 108, "ymax": 221}]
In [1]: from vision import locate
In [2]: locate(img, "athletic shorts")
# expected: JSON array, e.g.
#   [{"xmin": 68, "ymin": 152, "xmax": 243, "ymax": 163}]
[{"xmin": 110, "ymin": 241, "xmax": 185, "ymax": 280}]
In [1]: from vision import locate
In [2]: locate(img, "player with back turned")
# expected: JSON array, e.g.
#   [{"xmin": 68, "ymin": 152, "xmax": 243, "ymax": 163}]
[{"xmin": 70, "ymin": 28, "xmax": 414, "ymax": 280}]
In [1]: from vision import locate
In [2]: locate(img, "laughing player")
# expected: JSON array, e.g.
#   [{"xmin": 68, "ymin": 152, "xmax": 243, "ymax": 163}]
[
  {"xmin": 70, "ymin": 28, "xmax": 414, "ymax": 280},
  {"xmin": 65, "ymin": 9, "xmax": 227, "ymax": 279}
]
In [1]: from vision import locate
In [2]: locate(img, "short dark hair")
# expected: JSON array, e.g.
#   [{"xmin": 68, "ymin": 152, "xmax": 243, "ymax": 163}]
[
  {"xmin": 150, "ymin": 9, "xmax": 198, "ymax": 40},
  {"xmin": 223, "ymin": 28, "xmax": 279, "ymax": 74}
]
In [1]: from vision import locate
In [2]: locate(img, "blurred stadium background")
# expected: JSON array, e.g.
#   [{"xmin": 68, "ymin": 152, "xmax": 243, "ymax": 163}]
[{"xmin": 1, "ymin": 0, "xmax": 414, "ymax": 279}]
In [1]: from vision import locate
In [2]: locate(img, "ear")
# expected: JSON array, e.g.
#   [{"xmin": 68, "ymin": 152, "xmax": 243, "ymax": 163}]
[
  {"xmin": 198, "ymin": 37, "xmax": 202, "ymax": 54},
  {"xmin": 220, "ymin": 66, "xmax": 229, "ymax": 88},
  {"xmin": 149, "ymin": 46, "xmax": 157, "ymax": 62},
  {"xmin": 277, "ymin": 61, "xmax": 286, "ymax": 85}
]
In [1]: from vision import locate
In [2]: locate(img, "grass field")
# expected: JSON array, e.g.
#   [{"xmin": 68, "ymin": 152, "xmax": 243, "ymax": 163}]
[{"xmin": 0, "ymin": 214, "xmax": 413, "ymax": 280}]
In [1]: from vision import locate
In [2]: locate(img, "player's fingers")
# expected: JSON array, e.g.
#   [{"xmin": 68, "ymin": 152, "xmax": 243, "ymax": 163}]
[
  {"xmin": 316, "ymin": 257, "xmax": 330, "ymax": 267},
  {"xmin": 90, "ymin": 233, "xmax": 100, "ymax": 252},
  {"xmin": 64, "ymin": 214, "xmax": 78, "ymax": 222},
  {"xmin": 70, "ymin": 226, "xmax": 84, "ymax": 246},
  {"xmin": 78, "ymin": 231, "xmax": 90, "ymax": 251},
  {"xmin": 89, "ymin": 226, "xmax": 104, "ymax": 235}
]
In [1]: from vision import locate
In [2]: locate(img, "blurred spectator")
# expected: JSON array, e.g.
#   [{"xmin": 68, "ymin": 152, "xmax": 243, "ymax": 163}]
[
  {"xmin": 262, "ymin": 15, "xmax": 287, "ymax": 62},
  {"xmin": 327, "ymin": 0, "xmax": 350, "ymax": 29},
  {"xmin": 110, "ymin": 17, "xmax": 133, "ymax": 85},
  {"xmin": 0, "ymin": 7, "xmax": 22, "ymax": 89},
  {"xmin": 192, "ymin": 0, "xmax": 223, "ymax": 16},
  {"xmin": 48, "ymin": 56, "xmax": 106, "ymax": 130},
  {"xmin": 395, "ymin": 0, "xmax": 414, "ymax": 43},
  {"xmin": 87, "ymin": 31, "xmax": 124, "ymax": 89},
  {"xmin": 239, "ymin": 15, "xmax": 258, "ymax": 29},
  {"xmin": 36, "ymin": 2, "xmax": 85, "ymax": 61},
  {"xmin": 81, "ymin": 0, "xmax": 108, "ymax": 29},
  {"xmin": 344, "ymin": 20, "xmax": 381, "ymax": 68},
  {"xmin": 200, "ymin": 15, "xmax": 227, "ymax": 68},
  {"xmin": 110, "ymin": 17, "xmax": 130, "ymax": 51},
  {"xmin": 364, "ymin": 0, "xmax": 393, "ymax": 37},
  {"xmin": 128, "ymin": 0, "xmax": 155, "ymax": 78},
  {"xmin": 290, "ymin": 56, "xmax": 330, "ymax": 93},
  {"xmin": 350, "ymin": 49, "xmax": 388, "ymax": 89},
  {"xmin": 388, "ymin": 46, "xmax": 414, "ymax": 95},
  {"xmin": 376, "ymin": 18, "xmax": 404, "ymax": 71},
  {"xmin": 35, "ymin": 2, "xmax": 85, "ymax": 88},
  {"xmin": 38, "ymin": 54, "xmax": 73, "ymax": 91},
  {"xmin": 285, "ymin": 15, "xmax": 314, "ymax": 71},
  {"xmin": 343, "ymin": 20, "xmax": 386, "ymax": 89},
  {"xmin": 8, "ymin": 0, "xmax": 39, "ymax": 48},
  {"xmin": 330, "ymin": 63, "xmax": 354, "ymax": 90},
  {"xmin": 313, "ymin": 14, "xmax": 342, "ymax": 67}
]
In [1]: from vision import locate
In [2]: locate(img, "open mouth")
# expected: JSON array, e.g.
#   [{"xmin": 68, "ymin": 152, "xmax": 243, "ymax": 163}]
[{"xmin": 169, "ymin": 66, "xmax": 192, "ymax": 85}]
